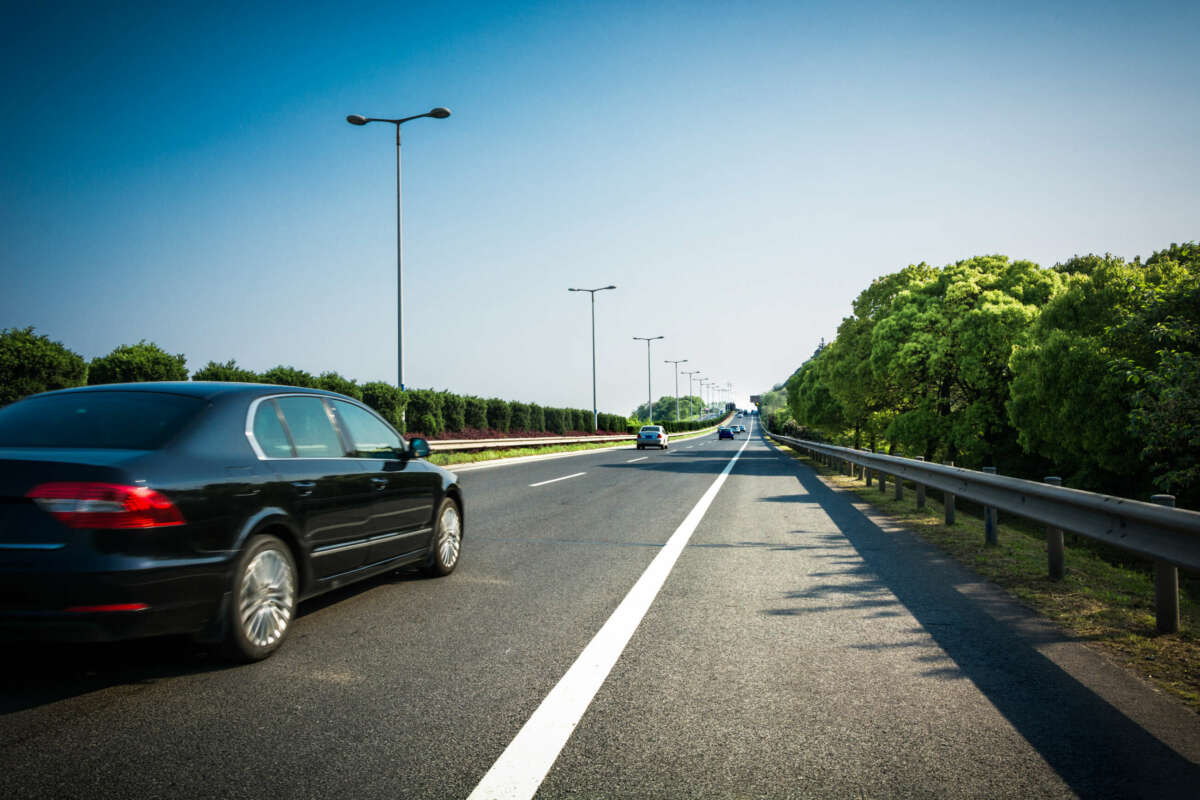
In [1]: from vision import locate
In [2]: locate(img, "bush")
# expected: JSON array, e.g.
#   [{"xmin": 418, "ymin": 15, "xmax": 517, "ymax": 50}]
[
  {"xmin": 528, "ymin": 403, "xmax": 545, "ymax": 432},
  {"xmin": 464, "ymin": 396, "xmax": 488, "ymax": 429},
  {"xmin": 486, "ymin": 398, "xmax": 511, "ymax": 432},
  {"xmin": 405, "ymin": 389, "xmax": 443, "ymax": 436},
  {"xmin": 89, "ymin": 341, "xmax": 187, "ymax": 385},
  {"xmin": 313, "ymin": 371, "xmax": 361, "ymax": 399},
  {"xmin": 192, "ymin": 359, "xmax": 259, "ymax": 382},
  {"xmin": 362, "ymin": 381, "xmax": 406, "ymax": 432},
  {"xmin": 510, "ymin": 401, "xmax": 531, "ymax": 432},
  {"xmin": 439, "ymin": 391, "xmax": 466, "ymax": 433},
  {"xmin": 544, "ymin": 407, "xmax": 566, "ymax": 435},
  {"xmin": 260, "ymin": 365, "xmax": 317, "ymax": 388},
  {"xmin": 0, "ymin": 327, "xmax": 87, "ymax": 406}
]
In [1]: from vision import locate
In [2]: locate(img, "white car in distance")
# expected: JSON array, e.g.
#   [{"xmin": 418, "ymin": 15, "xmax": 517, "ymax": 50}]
[{"xmin": 636, "ymin": 425, "xmax": 669, "ymax": 450}]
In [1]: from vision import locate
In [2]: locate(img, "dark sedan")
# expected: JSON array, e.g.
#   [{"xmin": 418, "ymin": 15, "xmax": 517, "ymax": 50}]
[
  {"xmin": 718, "ymin": 427, "xmax": 735, "ymax": 439},
  {"xmin": 0, "ymin": 382, "xmax": 464, "ymax": 661}
]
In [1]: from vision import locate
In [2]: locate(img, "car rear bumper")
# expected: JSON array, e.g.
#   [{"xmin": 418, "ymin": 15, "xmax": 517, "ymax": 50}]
[{"xmin": 0, "ymin": 561, "xmax": 228, "ymax": 642}]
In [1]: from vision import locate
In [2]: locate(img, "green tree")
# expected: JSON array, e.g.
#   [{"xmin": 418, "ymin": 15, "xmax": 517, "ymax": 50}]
[
  {"xmin": 464, "ymin": 396, "xmax": 488, "ymax": 429},
  {"xmin": 362, "ymin": 381, "xmax": 406, "ymax": 432},
  {"xmin": 486, "ymin": 398, "xmax": 511, "ymax": 432},
  {"xmin": 0, "ymin": 327, "xmax": 87, "ymax": 406},
  {"xmin": 89, "ymin": 341, "xmax": 188, "ymax": 385},
  {"xmin": 259, "ymin": 365, "xmax": 317, "ymax": 388},
  {"xmin": 316, "ymin": 371, "xmax": 362, "ymax": 400},
  {"xmin": 871, "ymin": 255, "xmax": 1058, "ymax": 464},
  {"xmin": 192, "ymin": 359, "xmax": 259, "ymax": 382}
]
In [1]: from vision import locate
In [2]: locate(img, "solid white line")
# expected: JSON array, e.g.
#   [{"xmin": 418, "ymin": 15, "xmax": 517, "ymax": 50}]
[
  {"xmin": 467, "ymin": 429, "xmax": 753, "ymax": 800},
  {"xmin": 625, "ymin": 456, "xmax": 648, "ymax": 463},
  {"xmin": 528, "ymin": 472, "xmax": 586, "ymax": 488}
]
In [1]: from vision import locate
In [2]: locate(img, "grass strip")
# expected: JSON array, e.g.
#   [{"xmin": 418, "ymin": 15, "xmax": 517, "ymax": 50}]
[{"xmin": 776, "ymin": 445, "xmax": 1200, "ymax": 713}]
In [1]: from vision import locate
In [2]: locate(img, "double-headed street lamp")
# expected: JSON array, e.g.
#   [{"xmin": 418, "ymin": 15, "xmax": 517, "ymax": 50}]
[
  {"xmin": 681, "ymin": 369, "xmax": 700, "ymax": 419},
  {"xmin": 569, "ymin": 285, "xmax": 617, "ymax": 430},
  {"xmin": 346, "ymin": 106, "xmax": 451, "ymax": 391},
  {"xmin": 632, "ymin": 336, "xmax": 664, "ymax": 423},
  {"xmin": 664, "ymin": 359, "xmax": 687, "ymax": 421}
]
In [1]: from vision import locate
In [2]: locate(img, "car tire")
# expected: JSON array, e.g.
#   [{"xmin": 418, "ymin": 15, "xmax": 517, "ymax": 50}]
[
  {"xmin": 422, "ymin": 497, "xmax": 463, "ymax": 577},
  {"xmin": 221, "ymin": 534, "xmax": 297, "ymax": 663}
]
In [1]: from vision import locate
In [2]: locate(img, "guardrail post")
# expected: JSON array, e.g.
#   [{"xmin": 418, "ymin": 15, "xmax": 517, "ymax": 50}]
[
  {"xmin": 893, "ymin": 470, "xmax": 903, "ymax": 501},
  {"xmin": 943, "ymin": 461, "xmax": 955, "ymax": 524},
  {"xmin": 1045, "ymin": 477, "xmax": 1065, "ymax": 580},
  {"xmin": 914, "ymin": 457, "xmax": 926, "ymax": 509},
  {"xmin": 878, "ymin": 470, "xmax": 887, "ymax": 495},
  {"xmin": 1152, "ymin": 494, "xmax": 1180, "ymax": 634},
  {"xmin": 865, "ymin": 465, "xmax": 873, "ymax": 487},
  {"xmin": 983, "ymin": 466, "xmax": 998, "ymax": 545}
]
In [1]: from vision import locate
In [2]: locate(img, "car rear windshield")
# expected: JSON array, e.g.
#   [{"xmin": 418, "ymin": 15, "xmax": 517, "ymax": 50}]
[{"xmin": 0, "ymin": 391, "xmax": 208, "ymax": 450}]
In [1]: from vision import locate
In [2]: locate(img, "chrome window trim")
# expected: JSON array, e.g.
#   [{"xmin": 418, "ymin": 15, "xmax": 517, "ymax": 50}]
[{"xmin": 245, "ymin": 393, "xmax": 409, "ymax": 462}]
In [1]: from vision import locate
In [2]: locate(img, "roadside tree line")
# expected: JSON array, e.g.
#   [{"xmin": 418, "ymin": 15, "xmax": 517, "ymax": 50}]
[
  {"xmin": 0, "ymin": 332, "xmax": 632, "ymax": 437},
  {"xmin": 766, "ymin": 243, "xmax": 1199, "ymax": 507}
]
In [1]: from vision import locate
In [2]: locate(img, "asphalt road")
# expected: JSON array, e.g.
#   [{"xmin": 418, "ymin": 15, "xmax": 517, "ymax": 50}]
[{"xmin": 2, "ymin": 418, "xmax": 1198, "ymax": 799}]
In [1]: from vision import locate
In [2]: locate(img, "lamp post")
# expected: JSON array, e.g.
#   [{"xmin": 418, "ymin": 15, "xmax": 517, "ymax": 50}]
[
  {"xmin": 568, "ymin": 285, "xmax": 617, "ymax": 430},
  {"xmin": 632, "ymin": 336, "xmax": 664, "ymax": 423},
  {"xmin": 699, "ymin": 378, "xmax": 710, "ymax": 418},
  {"xmin": 346, "ymin": 106, "xmax": 451, "ymax": 391},
  {"xmin": 682, "ymin": 369, "xmax": 700, "ymax": 419},
  {"xmin": 664, "ymin": 359, "xmax": 687, "ymax": 421}
]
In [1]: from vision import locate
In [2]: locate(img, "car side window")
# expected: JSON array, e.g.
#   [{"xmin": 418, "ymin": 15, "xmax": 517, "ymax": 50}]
[
  {"xmin": 274, "ymin": 396, "xmax": 346, "ymax": 458},
  {"xmin": 332, "ymin": 400, "xmax": 403, "ymax": 459},
  {"xmin": 252, "ymin": 400, "xmax": 295, "ymax": 458}
]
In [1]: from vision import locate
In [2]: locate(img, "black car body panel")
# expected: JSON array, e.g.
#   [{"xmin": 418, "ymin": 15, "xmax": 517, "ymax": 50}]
[{"xmin": 0, "ymin": 382, "xmax": 462, "ymax": 644}]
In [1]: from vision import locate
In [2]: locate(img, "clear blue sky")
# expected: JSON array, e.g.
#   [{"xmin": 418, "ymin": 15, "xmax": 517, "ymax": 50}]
[{"xmin": 3, "ymin": 0, "xmax": 1198, "ymax": 415}]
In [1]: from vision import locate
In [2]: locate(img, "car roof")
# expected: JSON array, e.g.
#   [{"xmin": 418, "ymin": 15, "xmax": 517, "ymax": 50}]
[{"xmin": 31, "ymin": 382, "xmax": 349, "ymax": 402}]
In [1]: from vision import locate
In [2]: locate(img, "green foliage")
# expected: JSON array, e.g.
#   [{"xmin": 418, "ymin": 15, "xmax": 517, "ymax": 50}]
[
  {"xmin": 632, "ymin": 395, "xmax": 706, "ymax": 423},
  {"xmin": 509, "ymin": 401, "xmax": 531, "ymax": 432},
  {"xmin": 405, "ymin": 389, "xmax": 443, "ymax": 436},
  {"xmin": 361, "ymin": 382, "xmax": 406, "ymax": 432},
  {"xmin": 314, "ymin": 371, "xmax": 361, "ymax": 399},
  {"xmin": 89, "ymin": 341, "xmax": 188, "ymax": 385},
  {"xmin": 543, "ymin": 406, "xmax": 566, "ymax": 435},
  {"xmin": 486, "ymin": 398, "xmax": 511, "ymax": 432},
  {"xmin": 0, "ymin": 327, "xmax": 87, "ymax": 406},
  {"xmin": 259, "ymin": 365, "xmax": 316, "ymax": 388},
  {"xmin": 439, "ymin": 391, "xmax": 466, "ymax": 432},
  {"xmin": 464, "ymin": 396, "xmax": 488, "ymax": 429},
  {"xmin": 192, "ymin": 359, "xmax": 259, "ymax": 383},
  {"xmin": 528, "ymin": 403, "xmax": 545, "ymax": 432}
]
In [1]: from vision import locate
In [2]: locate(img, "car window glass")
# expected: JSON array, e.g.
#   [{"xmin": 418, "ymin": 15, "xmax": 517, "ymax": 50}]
[
  {"xmin": 252, "ymin": 400, "xmax": 295, "ymax": 458},
  {"xmin": 0, "ymin": 392, "xmax": 207, "ymax": 450},
  {"xmin": 274, "ymin": 396, "xmax": 345, "ymax": 458},
  {"xmin": 332, "ymin": 400, "xmax": 402, "ymax": 458}
]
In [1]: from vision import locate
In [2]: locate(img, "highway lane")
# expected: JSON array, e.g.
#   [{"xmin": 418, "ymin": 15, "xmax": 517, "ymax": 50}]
[{"xmin": 2, "ymin": 417, "xmax": 1199, "ymax": 798}]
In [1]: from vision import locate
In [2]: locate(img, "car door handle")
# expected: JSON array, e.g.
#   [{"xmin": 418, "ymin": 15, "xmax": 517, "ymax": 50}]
[
  {"xmin": 291, "ymin": 481, "xmax": 316, "ymax": 497},
  {"xmin": 370, "ymin": 477, "xmax": 389, "ymax": 490}
]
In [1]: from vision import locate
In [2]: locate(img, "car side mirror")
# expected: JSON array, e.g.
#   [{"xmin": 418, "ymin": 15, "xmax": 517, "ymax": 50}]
[{"xmin": 408, "ymin": 437, "xmax": 431, "ymax": 458}]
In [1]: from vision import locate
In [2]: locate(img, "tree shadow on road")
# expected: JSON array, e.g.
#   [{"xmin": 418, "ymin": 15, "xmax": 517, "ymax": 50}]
[{"xmin": 766, "ymin": 461, "xmax": 1200, "ymax": 798}]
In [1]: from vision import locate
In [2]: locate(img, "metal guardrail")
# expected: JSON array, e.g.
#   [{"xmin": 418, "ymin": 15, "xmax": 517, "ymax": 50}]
[
  {"xmin": 765, "ymin": 431, "xmax": 1200, "ymax": 633},
  {"xmin": 427, "ymin": 414, "xmax": 736, "ymax": 452}
]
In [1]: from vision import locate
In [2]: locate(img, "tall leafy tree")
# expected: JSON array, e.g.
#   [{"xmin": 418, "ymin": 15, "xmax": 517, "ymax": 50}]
[
  {"xmin": 89, "ymin": 341, "xmax": 188, "ymax": 385},
  {"xmin": 0, "ymin": 327, "xmax": 87, "ymax": 406},
  {"xmin": 192, "ymin": 359, "xmax": 259, "ymax": 382}
]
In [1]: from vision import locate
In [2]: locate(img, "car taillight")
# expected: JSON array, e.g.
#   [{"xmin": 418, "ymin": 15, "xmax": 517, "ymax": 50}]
[{"xmin": 26, "ymin": 482, "xmax": 185, "ymax": 529}]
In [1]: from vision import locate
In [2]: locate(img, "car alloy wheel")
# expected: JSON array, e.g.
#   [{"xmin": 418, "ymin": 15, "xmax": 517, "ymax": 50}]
[
  {"xmin": 424, "ymin": 498, "xmax": 462, "ymax": 576},
  {"xmin": 224, "ymin": 534, "xmax": 296, "ymax": 661}
]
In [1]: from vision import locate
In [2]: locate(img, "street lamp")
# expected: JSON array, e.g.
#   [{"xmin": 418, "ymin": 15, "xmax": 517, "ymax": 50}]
[
  {"xmin": 699, "ymin": 378, "xmax": 710, "ymax": 419},
  {"xmin": 682, "ymin": 369, "xmax": 700, "ymax": 419},
  {"xmin": 664, "ymin": 359, "xmax": 687, "ymax": 421},
  {"xmin": 568, "ymin": 285, "xmax": 617, "ymax": 430},
  {"xmin": 346, "ymin": 106, "xmax": 451, "ymax": 391},
  {"xmin": 632, "ymin": 336, "xmax": 664, "ymax": 423}
]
